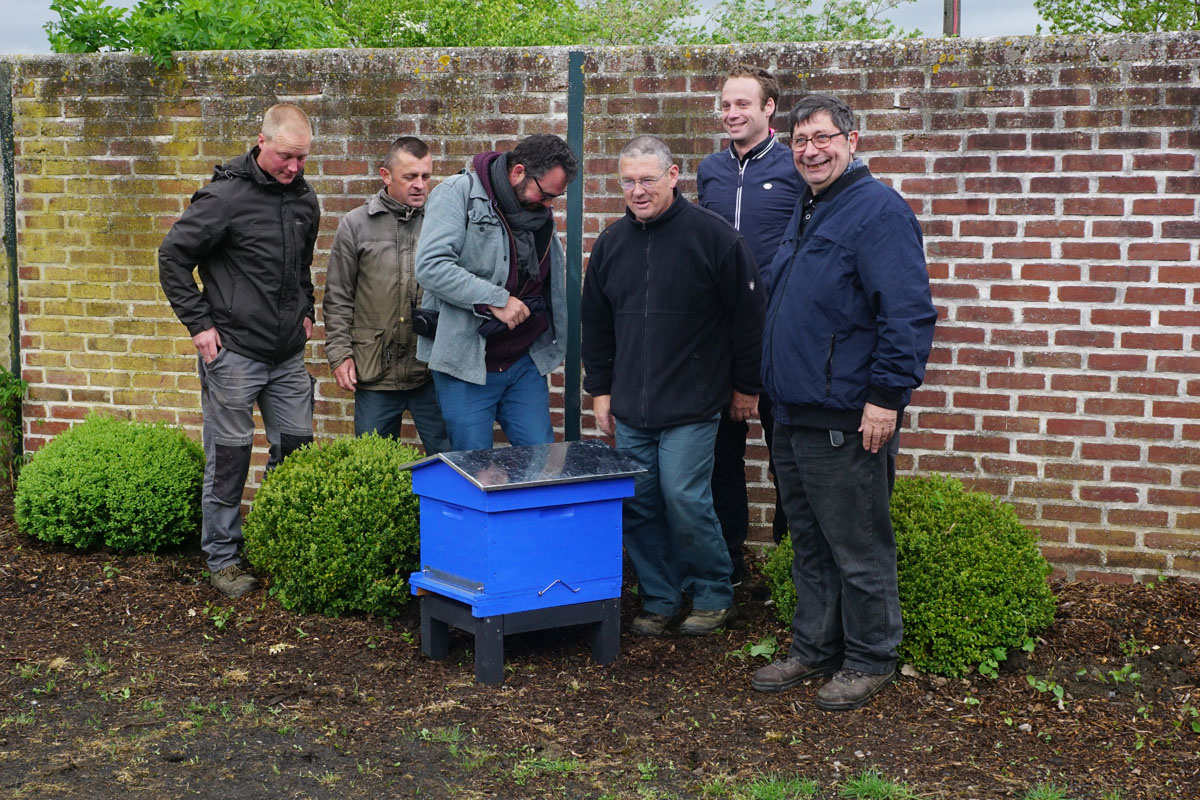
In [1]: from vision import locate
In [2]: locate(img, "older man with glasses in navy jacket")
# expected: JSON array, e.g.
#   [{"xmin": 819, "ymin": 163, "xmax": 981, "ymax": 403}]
[{"xmin": 750, "ymin": 95, "xmax": 937, "ymax": 711}]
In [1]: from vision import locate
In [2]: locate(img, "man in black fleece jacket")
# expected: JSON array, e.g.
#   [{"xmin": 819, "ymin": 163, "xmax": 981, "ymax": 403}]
[
  {"xmin": 582, "ymin": 135, "xmax": 764, "ymax": 637},
  {"xmin": 159, "ymin": 103, "xmax": 319, "ymax": 599}
]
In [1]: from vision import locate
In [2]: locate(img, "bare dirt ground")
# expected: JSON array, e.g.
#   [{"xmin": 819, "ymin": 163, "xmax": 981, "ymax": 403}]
[{"xmin": 2, "ymin": 489, "xmax": 1198, "ymax": 799}]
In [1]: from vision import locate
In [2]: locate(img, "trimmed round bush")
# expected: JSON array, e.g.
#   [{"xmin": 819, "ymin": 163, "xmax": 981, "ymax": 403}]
[
  {"xmin": 764, "ymin": 474, "xmax": 1056, "ymax": 677},
  {"xmin": 244, "ymin": 434, "xmax": 422, "ymax": 617},
  {"xmin": 15, "ymin": 413, "xmax": 204, "ymax": 553}
]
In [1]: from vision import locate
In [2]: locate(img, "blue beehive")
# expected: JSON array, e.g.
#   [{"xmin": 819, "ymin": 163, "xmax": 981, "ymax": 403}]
[{"xmin": 408, "ymin": 440, "xmax": 641, "ymax": 617}]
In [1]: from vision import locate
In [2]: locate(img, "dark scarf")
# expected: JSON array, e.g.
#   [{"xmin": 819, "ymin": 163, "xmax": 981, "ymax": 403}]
[{"xmin": 488, "ymin": 152, "xmax": 552, "ymax": 281}]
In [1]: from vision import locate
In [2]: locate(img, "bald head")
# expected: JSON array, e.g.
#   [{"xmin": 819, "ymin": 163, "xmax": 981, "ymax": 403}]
[
  {"xmin": 261, "ymin": 103, "xmax": 311, "ymax": 141},
  {"xmin": 256, "ymin": 104, "xmax": 312, "ymax": 185}
]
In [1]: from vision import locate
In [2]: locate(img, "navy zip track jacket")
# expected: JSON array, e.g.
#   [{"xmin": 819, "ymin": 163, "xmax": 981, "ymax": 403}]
[
  {"xmin": 696, "ymin": 133, "xmax": 802, "ymax": 271},
  {"xmin": 761, "ymin": 166, "xmax": 937, "ymax": 431}
]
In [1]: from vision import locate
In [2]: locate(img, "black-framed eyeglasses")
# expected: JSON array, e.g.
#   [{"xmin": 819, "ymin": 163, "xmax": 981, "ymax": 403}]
[
  {"xmin": 618, "ymin": 169, "xmax": 670, "ymax": 191},
  {"xmin": 532, "ymin": 174, "xmax": 564, "ymax": 201},
  {"xmin": 788, "ymin": 132, "xmax": 849, "ymax": 151}
]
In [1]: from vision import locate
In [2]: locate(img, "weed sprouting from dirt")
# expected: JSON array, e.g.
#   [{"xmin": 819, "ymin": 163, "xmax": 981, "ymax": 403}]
[{"xmin": 837, "ymin": 768, "xmax": 920, "ymax": 799}]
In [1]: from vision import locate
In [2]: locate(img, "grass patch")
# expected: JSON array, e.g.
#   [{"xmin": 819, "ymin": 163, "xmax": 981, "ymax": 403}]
[{"xmin": 839, "ymin": 768, "xmax": 920, "ymax": 800}]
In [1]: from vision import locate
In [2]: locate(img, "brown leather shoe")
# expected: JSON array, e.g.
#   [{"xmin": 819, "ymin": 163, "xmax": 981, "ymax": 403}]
[
  {"xmin": 815, "ymin": 668, "xmax": 895, "ymax": 711},
  {"xmin": 751, "ymin": 656, "xmax": 840, "ymax": 693}
]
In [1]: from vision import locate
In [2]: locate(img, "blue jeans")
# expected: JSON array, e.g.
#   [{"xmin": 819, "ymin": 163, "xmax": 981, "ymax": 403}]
[
  {"xmin": 199, "ymin": 348, "xmax": 313, "ymax": 572},
  {"xmin": 432, "ymin": 354, "xmax": 554, "ymax": 451},
  {"xmin": 354, "ymin": 380, "xmax": 450, "ymax": 454},
  {"xmin": 772, "ymin": 424, "xmax": 902, "ymax": 675},
  {"xmin": 615, "ymin": 416, "xmax": 732, "ymax": 616}
]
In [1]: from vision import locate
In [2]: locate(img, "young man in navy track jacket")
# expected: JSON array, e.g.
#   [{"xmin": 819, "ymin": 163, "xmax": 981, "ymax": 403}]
[{"xmin": 696, "ymin": 64, "xmax": 804, "ymax": 582}]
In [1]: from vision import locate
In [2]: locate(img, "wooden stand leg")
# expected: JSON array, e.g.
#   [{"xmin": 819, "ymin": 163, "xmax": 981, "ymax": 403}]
[
  {"xmin": 590, "ymin": 598, "xmax": 620, "ymax": 666},
  {"xmin": 474, "ymin": 615, "xmax": 505, "ymax": 685},
  {"xmin": 420, "ymin": 597, "xmax": 450, "ymax": 661}
]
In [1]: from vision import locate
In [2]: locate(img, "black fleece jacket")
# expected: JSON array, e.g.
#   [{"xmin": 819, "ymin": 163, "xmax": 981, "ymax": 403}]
[
  {"xmin": 159, "ymin": 148, "xmax": 319, "ymax": 365},
  {"xmin": 582, "ymin": 192, "xmax": 764, "ymax": 430}
]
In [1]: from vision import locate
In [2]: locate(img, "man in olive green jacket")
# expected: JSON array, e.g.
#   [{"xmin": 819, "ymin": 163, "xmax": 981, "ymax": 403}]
[{"xmin": 322, "ymin": 136, "xmax": 449, "ymax": 453}]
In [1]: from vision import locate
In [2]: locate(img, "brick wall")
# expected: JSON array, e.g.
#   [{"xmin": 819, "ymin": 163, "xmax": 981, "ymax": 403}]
[{"xmin": 2, "ymin": 34, "xmax": 1198, "ymax": 581}]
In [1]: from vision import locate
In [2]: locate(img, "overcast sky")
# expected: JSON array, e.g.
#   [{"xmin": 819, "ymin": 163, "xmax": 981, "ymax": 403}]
[{"xmin": 2, "ymin": 0, "xmax": 1044, "ymax": 55}]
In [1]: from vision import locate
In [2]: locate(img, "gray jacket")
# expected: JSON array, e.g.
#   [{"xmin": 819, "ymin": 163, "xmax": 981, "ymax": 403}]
[
  {"xmin": 322, "ymin": 189, "xmax": 430, "ymax": 390},
  {"xmin": 414, "ymin": 170, "xmax": 567, "ymax": 385}
]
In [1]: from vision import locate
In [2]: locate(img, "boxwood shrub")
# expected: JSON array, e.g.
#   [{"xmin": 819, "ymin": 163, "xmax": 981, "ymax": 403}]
[
  {"xmin": 244, "ymin": 434, "xmax": 422, "ymax": 617},
  {"xmin": 764, "ymin": 474, "xmax": 1056, "ymax": 677},
  {"xmin": 15, "ymin": 413, "xmax": 204, "ymax": 552}
]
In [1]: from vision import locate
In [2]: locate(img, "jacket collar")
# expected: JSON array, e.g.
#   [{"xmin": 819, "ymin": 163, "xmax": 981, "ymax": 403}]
[
  {"xmin": 727, "ymin": 131, "xmax": 781, "ymax": 166},
  {"xmin": 803, "ymin": 159, "xmax": 871, "ymax": 207},
  {"xmin": 212, "ymin": 147, "xmax": 311, "ymax": 196},
  {"xmin": 366, "ymin": 188, "xmax": 421, "ymax": 220},
  {"xmin": 624, "ymin": 188, "xmax": 689, "ymax": 229}
]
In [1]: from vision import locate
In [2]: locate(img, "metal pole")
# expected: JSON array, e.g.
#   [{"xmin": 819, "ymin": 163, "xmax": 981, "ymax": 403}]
[
  {"xmin": 0, "ymin": 61, "xmax": 23, "ymax": 463},
  {"xmin": 944, "ymin": 0, "xmax": 961, "ymax": 36},
  {"xmin": 565, "ymin": 51, "xmax": 585, "ymax": 441},
  {"xmin": 0, "ymin": 62, "xmax": 19, "ymax": 380}
]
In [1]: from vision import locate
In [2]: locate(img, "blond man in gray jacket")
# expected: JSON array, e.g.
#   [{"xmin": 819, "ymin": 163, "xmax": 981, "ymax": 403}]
[{"xmin": 322, "ymin": 136, "xmax": 449, "ymax": 453}]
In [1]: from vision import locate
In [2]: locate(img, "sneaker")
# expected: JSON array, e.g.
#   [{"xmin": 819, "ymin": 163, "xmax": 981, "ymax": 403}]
[
  {"xmin": 815, "ymin": 668, "xmax": 895, "ymax": 711},
  {"xmin": 751, "ymin": 656, "xmax": 840, "ymax": 693},
  {"xmin": 630, "ymin": 612, "xmax": 672, "ymax": 637},
  {"xmin": 678, "ymin": 607, "xmax": 733, "ymax": 636},
  {"xmin": 210, "ymin": 564, "xmax": 259, "ymax": 599}
]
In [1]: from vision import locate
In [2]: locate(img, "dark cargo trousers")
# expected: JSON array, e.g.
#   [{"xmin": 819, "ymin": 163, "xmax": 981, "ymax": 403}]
[
  {"xmin": 772, "ymin": 424, "xmax": 902, "ymax": 675},
  {"xmin": 198, "ymin": 349, "xmax": 314, "ymax": 572}
]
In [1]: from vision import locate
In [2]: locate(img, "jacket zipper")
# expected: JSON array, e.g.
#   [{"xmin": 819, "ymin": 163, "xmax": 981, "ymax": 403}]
[
  {"xmin": 640, "ymin": 224, "xmax": 651, "ymax": 426},
  {"xmin": 824, "ymin": 334, "xmax": 835, "ymax": 395},
  {"xmin": 734, "ymin": 157, "xmax": 746, "ymax": 231}
]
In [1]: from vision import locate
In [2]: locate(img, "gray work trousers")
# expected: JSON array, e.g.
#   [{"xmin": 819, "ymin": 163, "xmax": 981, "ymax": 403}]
[{"xmin": 198, "ymin": 348, "xmax": 314, "ymax": 571}]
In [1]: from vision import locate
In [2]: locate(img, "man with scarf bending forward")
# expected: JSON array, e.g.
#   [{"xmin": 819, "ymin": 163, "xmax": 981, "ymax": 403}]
[{"xmin": 414, "ymin": 134, "xmax": 578, "ymax": 450}]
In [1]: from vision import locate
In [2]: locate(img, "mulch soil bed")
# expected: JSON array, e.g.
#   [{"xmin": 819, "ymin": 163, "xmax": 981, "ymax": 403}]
[{"xmin": 2, "ymin": 489, "xmax": 1198, "ymax": 799}]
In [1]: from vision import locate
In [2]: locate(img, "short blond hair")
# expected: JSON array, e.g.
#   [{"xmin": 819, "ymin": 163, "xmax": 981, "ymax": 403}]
[{"xmin": 261, "ymin": 103, "xmax": 311, "ymax": 140}]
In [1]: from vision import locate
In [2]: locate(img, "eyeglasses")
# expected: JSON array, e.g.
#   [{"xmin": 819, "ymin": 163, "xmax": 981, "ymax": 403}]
[
  {"xmin": 532, "ymin": 174, "xmax": 564, "ymax": 201},
  {"xmin": 618, "ymin": 169, "xmax": 670, "ymax": 191},
  {"xmin": 788, "ymin": 132, "xmax": 849, "ymax": 151}
]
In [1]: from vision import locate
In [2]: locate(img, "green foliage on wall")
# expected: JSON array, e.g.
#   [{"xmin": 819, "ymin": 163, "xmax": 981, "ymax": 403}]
[
  {"xmin": 1035, "ymin": 0, "xmax": 1200, "ymax": 33},
  {"xmin": 0, "ymin": 366, "xmax": 27, "ymax": 488},
  {"xmin": 45, "ymin": 0, "xmax": 920, "ymax": 63},
  {"xmin": 45, "ymin": 0, "xmax": 350, "ymax": 66}
]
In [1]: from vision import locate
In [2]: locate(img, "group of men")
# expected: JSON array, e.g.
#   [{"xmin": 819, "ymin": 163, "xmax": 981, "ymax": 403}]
[{"xmin": 158, "ymin": 63, "xmax": 936, "ymax": 711}]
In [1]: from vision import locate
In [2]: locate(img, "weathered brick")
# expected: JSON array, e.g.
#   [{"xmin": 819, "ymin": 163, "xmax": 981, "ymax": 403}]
[
  {"xmin": 1050, "ymin": 372, "xmax": 1112, "ymax": 391},
  {"xmin": 1077, "ymin": 528, "xmax": 1138, "ymax": 548},
  {"xmin": 1061, "ymin": 154, "xmax": 1123, "ymax": 172},
  {"xmin": 1104, "ymin": 549, "xmax": 1167, "ymax": 570}
]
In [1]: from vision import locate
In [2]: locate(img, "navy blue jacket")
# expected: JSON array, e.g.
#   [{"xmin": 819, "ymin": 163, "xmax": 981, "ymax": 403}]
[
  {"xmin": 696, "ymin": 133, "xmax": 802, "ymax": 271},
  {"xmin": 761, "ymin": 165, "xmax": 937, "ymax": 431},
  {"xmin": 582, "ymin": 192, "xmax": 764, "ymax": 430}
]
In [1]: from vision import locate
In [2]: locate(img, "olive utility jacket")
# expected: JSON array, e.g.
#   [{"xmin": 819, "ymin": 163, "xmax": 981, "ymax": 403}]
[{"xmin": 322, "ymin": 189, "xmax": 431, "ymax": 390}]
